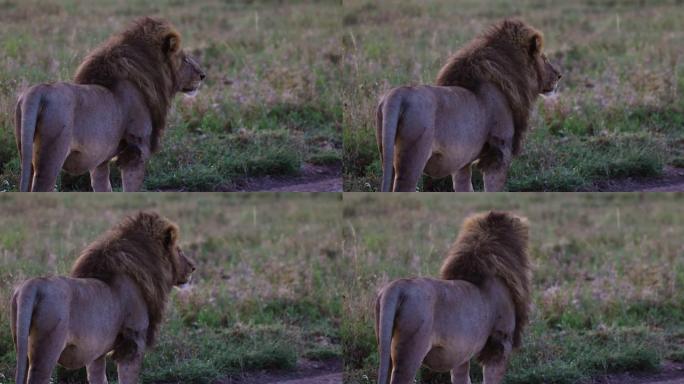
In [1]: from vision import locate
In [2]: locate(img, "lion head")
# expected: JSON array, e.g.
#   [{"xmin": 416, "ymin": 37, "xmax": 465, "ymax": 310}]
[
  {"xmin": 178, "ymin": 54, "xmax": 206, "ymax": 97},
  {"xmin": 73, "ymin": 17, "xmax": 202, "ymax": 152},
  {"xmin": 175, "ymin": 246, "xmax": 196, "ymax": 285},
  {"xmin": 538, "ymin": 53, "xmax": 562, "ymax": 95},
  {"xmin": 435, "ymin": 19, "xmax": 561, "ymax": 155},
  {"xmin": 70, "ymin": 211, "xmax": 194, "ymax": 345}
]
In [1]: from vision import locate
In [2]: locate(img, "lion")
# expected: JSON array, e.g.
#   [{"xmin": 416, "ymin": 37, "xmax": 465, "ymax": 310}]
[
  {"xmin": 376, "ymin": 19, "xmax": 561, "ymax": 192},
  {"xmin": 14, "ymin": 17, "xmax": 206, "ymax": 192},
  {"xmin": 10, "ymin": 211, "xmax": 196, "ymax": 384},
  {"xmin": 375, "ymin": 211, "xmax": 531, "ymax": 384}
]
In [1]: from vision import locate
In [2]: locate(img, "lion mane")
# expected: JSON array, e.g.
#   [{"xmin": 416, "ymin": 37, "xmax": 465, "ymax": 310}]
[
  {"xmin": 74, "ymin": 17, "xmax": 183, "ymax": 152},
  {"xmin": 436, "ymin": 19, "xmax": 544, "ymax": 155},
  {"xmin": 70, "ymin": 211, "xmax": 181, "ymax": 345},
  {"xmin": 439, "ymin": 211, "xmax": 531, "ymax": 359}
]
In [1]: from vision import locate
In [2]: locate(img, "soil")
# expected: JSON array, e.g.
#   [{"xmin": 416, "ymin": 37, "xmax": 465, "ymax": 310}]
[
  {"xmin": 591, "ymin": 166, "xmax": 684, "ymax": 192},
  {"xmin": 585, "ymin": 361, "xmax": 684, "ymax": 384},
  {"xmin": 217, "ymin": 358, "xmax": 342, "ymax": 384},
  {"xmin": 229, "ymin": 163, "xmax": 342, "ymax": 192}
]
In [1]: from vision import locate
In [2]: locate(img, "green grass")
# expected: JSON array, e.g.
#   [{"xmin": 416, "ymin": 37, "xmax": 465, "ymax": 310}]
[
  {"xmin": 341, "ymin": 193, "xmax": 684, "ymax": 383},
  {"xmin": 0, "ymin": 0, "xmax": 342, "ymax": 191},
  {"xmin": 342, "ymin": 0, "xmax": 684, "ymax": 191},
  {"xmin": 0, "ymin": 194, "xmax": 342, "ymax": 383}
]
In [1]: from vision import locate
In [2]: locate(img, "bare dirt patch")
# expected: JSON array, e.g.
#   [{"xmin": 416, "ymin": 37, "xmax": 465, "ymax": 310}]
[
  {"xmin": 218, "ymin": 358, "xmax": 342, "ymax": 384},
  {"xmin": 586, "ymin": 361, "xmax": 684, "ymax": 384},
  {"xmin": 231, "ymin": 164, "xmax": 342, "ymax": 192},
  {"xmin": 590, "ymin": 166, "xmax": 684, "ymax": 192}
]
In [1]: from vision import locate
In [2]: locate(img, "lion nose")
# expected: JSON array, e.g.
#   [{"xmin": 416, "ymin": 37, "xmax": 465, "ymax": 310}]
[
  {"xmin": 557, "ymin": 73, "xmax": 562, "ymax": 80},
  {"xmin": 200, "ymin": 72, "xmax": 206, "ymax": 81}
]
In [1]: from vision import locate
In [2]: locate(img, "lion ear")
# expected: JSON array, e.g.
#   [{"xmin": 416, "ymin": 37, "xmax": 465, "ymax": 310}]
[
  {"xmin": 164, "ymin": 33, "xmax": 180, "ymax": 54},
  {"xmin": 164, "ymin": 223, "xmax": 179, "ymax": 248},
  {"xmin": 529, "ymin": 33, "xmax": 543, "ymax": 56}
]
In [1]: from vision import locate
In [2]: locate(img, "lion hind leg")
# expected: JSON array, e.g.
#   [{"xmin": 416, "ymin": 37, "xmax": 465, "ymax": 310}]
[
  {"xmin": 393, "ymin": 137, "xmax": 432, "ymax": 192},
  {"xmin": 31, "ymin": 132, "xmax": 70, "ymax": 192},
  {"xmin": 26, "ymin": 334, "xmax": 65, "ymax": 384},
  {"xmin": 389, "ymin": 333, "xmax": 431, "ymax": 384}
]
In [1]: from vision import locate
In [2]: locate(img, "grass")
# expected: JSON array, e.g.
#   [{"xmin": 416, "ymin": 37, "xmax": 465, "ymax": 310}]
[
  {"xmin": 341, "ymin": 193, "xmax": 684, "ymax": 383},
  {"xmin": 342, "ymin": 0, "xmax": 684, "ymax": 191},
  {"xmin": 0, "ymin": 0, "xmax": 342, "ymax": 191},
  {"xmin": 0, "ymin": 194, "xmax": 343, "ymax": 383}
]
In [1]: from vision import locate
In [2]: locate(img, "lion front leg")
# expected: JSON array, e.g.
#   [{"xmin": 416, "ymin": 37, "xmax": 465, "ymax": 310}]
[
  {"xmin": 482, "ymin": 358, "xmax": 508, "ymax": 384},
  {"xmin": 116, "ymin": 353, "xmax": 143, "ymax": 384},
  {"xmin": 86, "ymin": 355, "xmax": 107, "ymax": 384},
  {"xmin": 482, "ymin": 145, "xmax": 512, "ymax": 192},
  {"xmin": 482, "ymin": 167, "xmax": 508, "ymax": 192},
  {"xmin": 116, "ymin": 144, "xmax": 148, "ymax": 192},
  {"xmin": 481, "ymin": 337, "xmax": 512, "ymax": 384},
  {"xmin": 450, "ymin": 362, "xmax": 472, "ymax": 384},
  {"xmin": 113, "ymin": 327, "xmax": 147, "ymax": 384},
  {"xmin": 452, "ymin": 164, "xmax": 474, "ymax": 192},
  {"xmin": 90, "ymin": 161, "xmax": 112, "ymax": 192}
]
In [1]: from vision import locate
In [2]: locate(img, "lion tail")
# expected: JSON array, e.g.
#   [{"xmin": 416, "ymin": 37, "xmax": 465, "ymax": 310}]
[
  {"xmin": 11, "ymin": 282, "xmax": 38, "ymax": 384},
  {"xmin": 377, "ymin": 89, "xmax": 404, "ymax": 192},
  {"xmin": 17, "ymin": 86, "xmax": 43, "ymax": 192},
  {"xmin": 375, "ymin": 284, "xmax": 400, "ymax": 384},
  {"xmin": 439, "ymin": 211, "xmax": 531, "ymax": 349}
]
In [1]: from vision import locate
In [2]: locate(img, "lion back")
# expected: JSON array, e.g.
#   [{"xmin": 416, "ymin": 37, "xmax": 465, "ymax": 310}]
[
  {"xmin": 70, "ymin": 211, "xmax": 181, "ymax": 345},
  {"xmin": 73, "ymin": 17, "xmax": 182, "ymax": 152},
  {"xmin": 440, "ymin": 211, "xmax": 531, "ymax": 349}
]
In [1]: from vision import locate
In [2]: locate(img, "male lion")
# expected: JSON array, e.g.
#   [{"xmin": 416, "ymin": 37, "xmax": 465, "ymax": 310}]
[
  {"xmin": 15, "ymin": 17, "xmax": 206, "ymax": 192},
  {"xmin": 10, "ymin": 211, "xmax": 196, "ymax": 384},
  {"xmin": 377, "ymin": 19, "xmax": 561, "ymax": 191},
  {"xmin": 375, "ymin": 211, "xmax": 531, "ymax": 384}
]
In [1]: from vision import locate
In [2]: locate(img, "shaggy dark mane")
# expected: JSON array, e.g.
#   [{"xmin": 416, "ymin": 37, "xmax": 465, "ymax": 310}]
[
  {"xmin": 74, "ymin": 17, "xmax": 183, "ymax": 152},
  {"xmin": 436, "ymin": 19, "xmax": 544, "ymax": 155},
  {"xmin": 70, "ymin": 211, "xmax": 181, "ymax": 345},
  {"xmin": 440, "ymin": 211, "xmax": 531, "ymax": 357}
]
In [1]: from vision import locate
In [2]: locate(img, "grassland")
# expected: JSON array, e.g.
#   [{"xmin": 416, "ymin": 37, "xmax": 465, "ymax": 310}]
[
  {"xmin": 341, "ymin": 193, "xmax": 684, "ymax": 383},
  {"xmin": 0, "ymin": 0, "xmax": 342, "ymax": 191},
  {"xmin": 0, "ymin": 193, "xmax": 342, "ymax": 383},
  {"xmin": 342, "ymin": 0, "xmax": 684, "ymax": 191}
]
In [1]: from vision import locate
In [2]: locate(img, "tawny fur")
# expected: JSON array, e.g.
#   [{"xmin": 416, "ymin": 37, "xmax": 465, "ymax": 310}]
[
  {"xmin": 14, "ymin": 17, "xmax": 205, "ymax": 192},
  {"xmin": 376, "ymin": 19, "xmax": 561, "ymax": 192},
  {"xmin": 70, "ymin": 211, "xmax": 182, "ymax": 345},
  {"xmin": 436, "ymin": 19, "xmax": 544, "ymax": 156},
  {"xmin": 74, "ymin": 17, "xmax": 182, "ymax": 152},
  {"xmin": 375, "ymin": 211, "xmax": 531, "ymax": 384},
  {"xmin": 440, "ymin": 211, "xmax": 531, "ymax": 350},
  {"xmin": 11, "ymin": 211, "xmax": 195, "ymax": 384}
]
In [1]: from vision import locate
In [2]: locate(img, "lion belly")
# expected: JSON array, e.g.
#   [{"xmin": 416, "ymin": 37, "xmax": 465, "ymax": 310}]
[
  {"xmin": 62, "ymin": 84, "xmax": 124, "ymax": 174},
  {"xmin": 423, "ymin": 346, "xmax": 473, "ymax": 372},
  {"xmin": 422, "ymin": 87, "xmax": 489, "ymax": 178},
  {"xmin": 58, "ymin": 344, "xmax": 109, "ymax": 370},
  {"xmin": 57, "ymin": 278, "xmax": 124, "ymax": 368}
]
